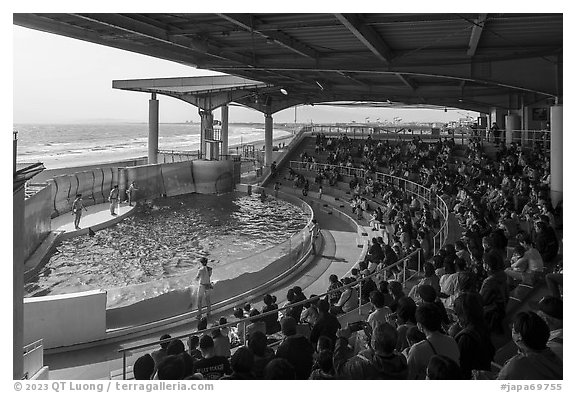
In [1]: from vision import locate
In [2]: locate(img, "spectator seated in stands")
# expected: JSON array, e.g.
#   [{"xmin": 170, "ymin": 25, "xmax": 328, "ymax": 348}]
[
  {"xmin": 327, "ymin": 274, "xmax": 344, "ymax": 305},
  {"xmin": 332, "ymin": 277, "xmax": 359, "ymax": 314},
  {"xmin": 261, "ymin": 294, "xmax": 281, "ymax": 335},
  {"xmin": 402, "ymin": 326, "xmax": 426, "ymax": 359},
  {"xmin": 166, "ymin": 339, "xmax": 185, "ymax": 356},
  {"xmin": 275, "ymin": 316, "xmax": 315, "ymax": 379},
  {"xmin": 187, "ymin": 335, "xmax": 202, "ymax": 362},
  {"xmin": 451, "ymin": 292, "xmax": 495, "ymax": 379},
  {"xmin": 534, "ymin": 219, "xmax": 559, "ymax": 268},
  {"xmin": 301, "ymin": 295, "xmax": 320, "ymax": 327},
  {"xmin": 536, "ymin": 296, "xmax": 563, "ymax": 361},
  {"xmin": 310, "ymin": 299, "xmax": 341, "ymax": 351},
  {"xmin": 309, "ymin": 349, "xmax": 335, "ymax": 379},
  {"xmin": 367, "ymin": 290, "xmax": 392, "ymax": 333},
  {"xmin": 497, "ymin": 311, "xmax": 562, "ymax": 380},
  {"xmin": 408, "ymin": 262, "xmax": 440, "ymax": 301},
  {"xmin": 359, "ymin": 269, "xmax": 378, "ymax": 304},
  {"xmin": 151, "ymin": 334, "xmax": 171, "ymax": 371},
  {"xmin": 505, "ymin": 232, "xmax": 544, "ymax": 285},
  {"xmin": 220, "ymin": 347, "xmax": 254, "ymax": 380},
  {"xmin": 232, "ymin": 307, "xmax": 246, "ymax": 345},
  {"xmin": 248, "ymin": 330, "xmax": 275, "ymax": 379},
  {"xmin": 407, "ymin": 303, "xmax": 460, "ymax": 379},
  {"xmin": 388, "ymin": 280, "xmax": 406, "ymax": 313},
  {"xmin": 480, "ymin": 251, "xmax": 509, "ymax": 334},
  {"xmin": 157, "ymin": 355, "xmax": 186, "ymax": 380},
  {"xmin": 334, "ymin": 322, "xmax": 408, "ymax": 379},
  {"xmin": 133, "ymin": 353, "xmax": 155, "ymax": 380},
  {"xmin": 426, "ymin": 355, "xmax": 463, "ymax": 380},
  {"xmin": 193, "ymin": 335, "xmax": 232, "ymax": 380},
  {"xmin": 394, "ymin": 296, "xmax": 418, "ymax": 353},
  {"xmin": 211, "ymin": 326, "xmax": 231, "ymax": 358},
  {"xmin": 245, "ymin": 309, "xmax": 267, "ymax": 341},
  {"xmin": 264, "ymin": 358, "xmax": 296, "ymax": 380}
]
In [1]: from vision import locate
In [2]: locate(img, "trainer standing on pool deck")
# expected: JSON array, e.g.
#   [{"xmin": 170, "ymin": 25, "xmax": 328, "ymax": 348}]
[
  {"xmin": 71, "ymin": 193, "xmax": 88, "ymax": 230},
  {"xmin": 196, "ymin": 257, "xmax": 213, "ymax": 320},
  {"xmin": 109, "ymin": 185, "xmax": 119, "ymax": 215}
]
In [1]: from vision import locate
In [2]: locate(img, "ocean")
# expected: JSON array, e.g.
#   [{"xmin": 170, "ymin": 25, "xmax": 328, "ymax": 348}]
[{"xmin": 13, "ymin": 122, "xmax": 296, "ymax": 169}]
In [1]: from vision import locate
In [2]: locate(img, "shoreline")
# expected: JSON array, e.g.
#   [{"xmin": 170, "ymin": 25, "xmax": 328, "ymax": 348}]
[
  {"xmin": 28, "ymin": 131, "xmax": 297, "ymax": 182},
  {"xmin": 22, "ymin": 125, "xmax": 298, "ymax": 171}
]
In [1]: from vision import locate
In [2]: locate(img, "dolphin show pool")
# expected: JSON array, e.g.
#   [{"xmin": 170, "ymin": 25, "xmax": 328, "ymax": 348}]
[{"xmin": 24, "ymin": 192, "xmax": 309, "ymax": 307}]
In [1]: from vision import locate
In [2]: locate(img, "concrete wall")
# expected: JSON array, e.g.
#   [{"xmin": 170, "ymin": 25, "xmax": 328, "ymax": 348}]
[
  {"xmin": 23, "ymin": 185, "xmax": 52, "ymax": 260},
  {"xmin": 23, "ymin": 290, "xmax": 107, "ymax": 349},
  {"xmin": 125, "ymin": 160, "xmax": 235, "ymax": 200}
]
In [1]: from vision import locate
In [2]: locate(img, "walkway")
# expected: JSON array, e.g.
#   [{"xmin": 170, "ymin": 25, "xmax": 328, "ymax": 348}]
[{"xmin": 51, "ymin": 201, "xmax": 136, "ymax": 237}]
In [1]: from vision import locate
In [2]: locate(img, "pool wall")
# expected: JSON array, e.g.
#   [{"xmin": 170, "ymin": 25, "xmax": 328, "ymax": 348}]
[
  {"xmin": 23, "ymin": 185, "xmax": 52, "ymax": 261},
  {"xmin": 23, "ymin": 290, "xmax": 107, "ymax": 350},
  {"xmin": 23, "ymin": 187, "xmax": 314, "ymax": 350}
]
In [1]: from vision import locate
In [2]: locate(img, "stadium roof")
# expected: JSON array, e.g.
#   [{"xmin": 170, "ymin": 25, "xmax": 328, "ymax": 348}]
[{"xmin": 14, "ymin": 13, "xmax": 563, "ymax": 114}]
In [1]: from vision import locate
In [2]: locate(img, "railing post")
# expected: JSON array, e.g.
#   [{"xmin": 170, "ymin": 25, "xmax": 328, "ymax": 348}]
[
  {"xmin": 418, "ymin": 248, "xmax": 421, "ymax": 273},
  {"xmin": 403, "ymin": 259, "xmax": 407, "ymax": 286},
  {"xmin": 358, "ymin": 278, "xmax": 362, "ymax": 316},
  {"xmin": 122, "ymin": 351, "xmax": 127, "ymax": 380}
]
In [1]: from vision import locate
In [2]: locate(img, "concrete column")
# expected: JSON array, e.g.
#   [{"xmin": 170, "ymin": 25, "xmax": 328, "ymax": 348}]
[
  {"xmin": 199, "ymin": 110, "xmax": 214, "ymax": 160},
  {"xmin": 264, "ymin": 113, "xmax": 273, "ymax": 167},
  {"xmin": 13, "ymin": 184, "xmax": 24, "ymax": 379},
  {"xmin": 505, "ymin": 114, "xmax": 521, "ymax": 145},
  {"xmin": 550, "ymin": 105, "xmax": 562, "ymax": 208},
  {"xmin": 221, "ymin": 105, "xmax": 229, "ymax": 157},
  {"xmin": 148, "ymin": 93, "xmax": 159, "ymax": 164}
]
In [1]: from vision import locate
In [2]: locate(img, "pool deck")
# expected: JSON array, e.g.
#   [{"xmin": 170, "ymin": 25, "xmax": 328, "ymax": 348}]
[
  {"xmin": 51, "ymin": 201, "xmax": 136, "ymax": 239},
  {"xmin": 44, "ymin": 193, "xmax": 363, "ymax": 380}
]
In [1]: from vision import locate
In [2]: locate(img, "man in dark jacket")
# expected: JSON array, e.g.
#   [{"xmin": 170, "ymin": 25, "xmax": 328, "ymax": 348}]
[
  {"xmin": 310, "ymin": 299, "xmax": 341, "ymax": 348},
  {"xmin": 534, "ymin": 220, "xmax": 559, "ymax": 267},
  {"xmin": 275, "ymin": 317, "xmax": 315, "ymax": 379},
  {"xmin": 333, "ymin": 322, "xmax": 408, "ymax": 379}
]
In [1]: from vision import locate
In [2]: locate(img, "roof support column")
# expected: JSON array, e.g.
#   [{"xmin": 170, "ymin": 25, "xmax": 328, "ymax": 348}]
[
  {"xmin": 221, "ymin": 105, "xmax": 229, "ymax": 158},
  {"xmin": 264, "ymin": 112, "xmax": 273, "ymax": 167},
  {"xmin": 505, "ymin": 114, "xmax": 520, "ymax": 146},
  {"xmin": 148, "ymin": 93, "xmax": 159, "ymax": 164},
  {"xmin": 550, "ymin": 104, "xmax": 562, "ymax": 208},
  {"xmin": 13, "ymin": 183, "xmax": 24, "ymax": 380},
  {"xmin": 199, "ymin": 109, "xmax": 214, "ymax": 160}
]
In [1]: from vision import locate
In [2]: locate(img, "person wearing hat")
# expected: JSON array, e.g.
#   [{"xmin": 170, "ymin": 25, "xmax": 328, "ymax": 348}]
[
  {"xmin": 536, "ymin": 296, "xmax": 563, "ymax": 361},
  {"xmin": 275, "ymin": 316, "xmax": 315, "ymax": 379},
  {"xmin": 195, "ymin": 257, "xmax": 213, "ymax": 320}
]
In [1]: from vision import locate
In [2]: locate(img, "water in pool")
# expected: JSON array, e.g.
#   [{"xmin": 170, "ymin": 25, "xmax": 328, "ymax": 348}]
[{"xmin": 24, "ymin": 192, "xmax": 309, "ymax": 306}]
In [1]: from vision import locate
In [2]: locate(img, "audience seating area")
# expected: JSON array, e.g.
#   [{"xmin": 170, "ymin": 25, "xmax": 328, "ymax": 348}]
[{"xmin": 121, "ymin": 132, "xmax": 562, "ymax": 381}]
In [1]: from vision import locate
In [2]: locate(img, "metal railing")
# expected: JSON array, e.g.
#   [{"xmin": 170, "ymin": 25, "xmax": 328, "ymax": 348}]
[
  {"xmin": 117, "ymin": 244, "xmax": 422, "ymax": 379},
  {"xmin": 22, "ymin": 339, "xmax": 44, "ymax": 380},
  {"xmin": 289, "ymin": 161, "xmax": 449, "ymax": 255},
  {"xmin": 157, "ymin": 149, "xmax": 201, "ymax": 163},
  {"xmin": 308, "ymin": 125, "xmax": 551, "ymax": 151}
]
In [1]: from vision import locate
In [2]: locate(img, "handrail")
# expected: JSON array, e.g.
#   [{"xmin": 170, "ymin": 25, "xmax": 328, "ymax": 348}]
[
  {"xmin": 117, "ymin": 245, "xmax": 422, "ymax": 378},
  {"xmin": 288, "ymin": 160, "xmax": 449, "ymax": 254}
]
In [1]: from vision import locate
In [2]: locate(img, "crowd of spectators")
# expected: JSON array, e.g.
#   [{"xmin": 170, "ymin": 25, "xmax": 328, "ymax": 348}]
[{"xmin": 130, "ymin": 132, "xmax": 561, "ymax": 380}]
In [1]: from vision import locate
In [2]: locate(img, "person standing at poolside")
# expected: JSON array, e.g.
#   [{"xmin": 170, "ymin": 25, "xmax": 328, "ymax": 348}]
[
  {"xmin": 71, "ymin": 193, "xmax": 87, "ymax": 230},
  {"xmin": 196, "ymin": 257, "xmax": 213, "ymax": 321},
  {"xmin": 127, "ymin": 181, "xmax": 139, "ymax": 206},
  {"xmin": 109, "ymin": 185, "xmax": 119, "ymax": 215}
]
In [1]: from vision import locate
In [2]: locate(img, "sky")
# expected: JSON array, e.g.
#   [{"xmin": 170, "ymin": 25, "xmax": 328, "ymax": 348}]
[{"xmin": 12, "ymin": 24, "xmax": 479, "ymax": 125}]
